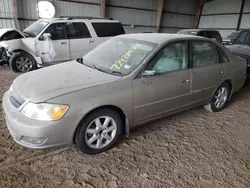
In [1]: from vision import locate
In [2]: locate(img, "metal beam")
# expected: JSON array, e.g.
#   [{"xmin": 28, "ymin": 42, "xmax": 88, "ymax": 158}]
[
  {"xmin": 11, "ymin": 0, "xmax": 20, "ymax": 30},
  {"xmin": 237, "ymin": 0, "xmax": 245, "ymax": 31},
  {"xmin": 195, "ymin": 0, "xmax": 204, "ymax": 29},
  {"xmin": 156, "ymin": 0, "xmax": 164, "ymax": 33},
  {"xmin": 100, "ymin": 0, "xmax": 106, "ymax": 18}
]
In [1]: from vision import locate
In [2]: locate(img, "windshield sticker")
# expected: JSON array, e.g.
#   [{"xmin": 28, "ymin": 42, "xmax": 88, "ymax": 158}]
[
  {"xmin": 110, "ymin": 44, "xmax": 140, "ymax": 70},
  {"xmin": 124, "ymin": 64, "xmax": 131, "ymax": 69}
]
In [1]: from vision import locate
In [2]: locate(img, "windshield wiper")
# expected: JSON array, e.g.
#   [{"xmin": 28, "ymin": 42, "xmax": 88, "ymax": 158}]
[
  {"xmin": 110, "ymin": 70, "xmax": 123, "ymax": 75},
  {"xmin": 93, "ymin": 65, "xmax": 123, "ymax": 75}
]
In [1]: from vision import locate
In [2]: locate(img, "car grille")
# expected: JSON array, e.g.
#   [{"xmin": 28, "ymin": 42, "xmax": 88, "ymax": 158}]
[{"xmin": 9, "ymin": 89, "xmax": 25, "ymax": 108}]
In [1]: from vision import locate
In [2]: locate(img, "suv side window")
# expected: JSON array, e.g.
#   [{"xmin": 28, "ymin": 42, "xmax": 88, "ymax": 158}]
[
  {"xmin": 1, "ymin": 31, "xmax": 23, "ymax": 41},
  {"xmin": 92, "ymin": 22, "xmax": 125, "ymax": 37},
  {"xmin": 67, "ymin": 22, "xmax": 91, "ymax": 39},
  {"xmin": 146, "ymin": 42, "xmax": 188, "ymax": 74},
  {"xmin": 43, "ymin": 23, "xmax": 67, "ymax": 40},
  {"xmin": 192, "ymin": 41, "xmax": 219, "ymax": 67}
]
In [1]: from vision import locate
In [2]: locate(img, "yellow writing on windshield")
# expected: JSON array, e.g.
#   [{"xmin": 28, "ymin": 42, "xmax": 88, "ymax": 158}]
[{"xmin": 110, "ymin": 44, "xmax": 140, "ymax": 70}]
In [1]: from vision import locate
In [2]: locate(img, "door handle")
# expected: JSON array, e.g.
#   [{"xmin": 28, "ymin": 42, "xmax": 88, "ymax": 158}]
[
  {"xmin": 60, "ymin": 42, "xmax": 67, "ymax": 45},
  {"xmin": 88, "ymin": 40, "xmax": 94, "ymax": 43},
  {"xmin": 182, "ymin": 79, "xmax": 190, "ymax": 83},
  {"xmin": 219, "ymin": 70, "xmax": 224, "ymax": 74}
]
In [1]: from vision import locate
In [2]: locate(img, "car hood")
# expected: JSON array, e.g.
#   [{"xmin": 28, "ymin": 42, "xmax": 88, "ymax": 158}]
[
  {"xmin": 12, "ymin": 61, "xmax": 121, "ymax": 103},
  {"xmin": 226, "ymin": 44, "xmax": 250, "ymax": 57}
]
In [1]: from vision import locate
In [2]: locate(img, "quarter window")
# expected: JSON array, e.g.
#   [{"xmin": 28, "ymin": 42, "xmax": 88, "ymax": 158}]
[
  {"xmin": 67, "ymin": 22, "xmax": 91, "ymax": 39},
  {"xmin": 92, "ymin": 22, "xmax": 125, "ymax": 37},
  {"xmin": 146, "ymin": 42, "xmax": 188, "ymax": 74},
  {"xmin": 192, "ymin": 41, "xmax": 219, "ymax": 67},
  {"xmin": 216, "ymin": 47, "xmax": 230, "ymax": 63}
]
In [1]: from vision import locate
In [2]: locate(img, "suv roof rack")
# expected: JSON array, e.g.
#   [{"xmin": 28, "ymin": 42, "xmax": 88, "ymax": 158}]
[{"xmin": 59, "ymin": 16, "xmax": 113, "ymax": 20}]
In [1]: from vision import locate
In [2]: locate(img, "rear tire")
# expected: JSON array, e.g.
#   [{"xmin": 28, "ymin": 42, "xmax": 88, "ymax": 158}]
[
  {"xmin": 204, "ymin": 82, "xmax": 230, "ymax": 112},
  {"xmin": 76, "ymin": 108, "xmax": 122, "ymax": 155},
  {"xmin": 10, "ymin": 51, "xmax": 37, "ymax": 73}
]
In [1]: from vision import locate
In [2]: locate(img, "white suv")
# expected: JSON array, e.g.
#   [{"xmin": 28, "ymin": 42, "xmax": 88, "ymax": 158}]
[{"xmin": 0, "ymin": 16, "xmax": 125, "ymax": 72}]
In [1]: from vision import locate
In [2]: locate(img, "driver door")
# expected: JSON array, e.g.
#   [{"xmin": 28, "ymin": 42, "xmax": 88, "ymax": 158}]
[
  {"xmin": 36, "ymin": 23, "xmax": 70, "ymax": 64},
  {"xmin": 132, "ymin": 41, "xmax": 192, "ymax": 124}
]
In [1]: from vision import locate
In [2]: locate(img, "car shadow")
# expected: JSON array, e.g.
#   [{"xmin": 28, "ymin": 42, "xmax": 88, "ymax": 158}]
[{"xmin": 117, "ymin": 85, "xmax": 249, "ymax": 145}]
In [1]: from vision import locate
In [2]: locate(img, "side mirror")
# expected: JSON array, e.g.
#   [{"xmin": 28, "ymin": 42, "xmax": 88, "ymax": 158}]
[
  {"xmin": 39, "ymin": 33, "xmax": 52, "ymax": 41},
  {"xmin": 43, "ymin": 33, "xmax": 51, "ymax": 38},
  {"xmin": 142, "ymin": 70, "xmax": 155, "ymax": 76}
]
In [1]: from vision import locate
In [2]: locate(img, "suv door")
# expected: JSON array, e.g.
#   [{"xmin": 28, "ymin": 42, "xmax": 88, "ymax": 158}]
[
  {"xmin": 37, "ymin": 22, "xmax": 70, "ymax": 63},
  {"xmin": 133, "ymin": 41, "xmax": 192, "ymax": 124},
  {"xmin": 191, "ymin": 41, "xmax": 224, "ymax": 101},
  {"xmin": 67, "ymin": 22, "xmax": 96, "ymax": 59}
]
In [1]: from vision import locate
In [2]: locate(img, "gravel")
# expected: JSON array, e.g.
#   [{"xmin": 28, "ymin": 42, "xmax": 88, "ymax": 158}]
[{"xmin": 0, "ymin": 66, "xmax": 250, "ymax": 188}]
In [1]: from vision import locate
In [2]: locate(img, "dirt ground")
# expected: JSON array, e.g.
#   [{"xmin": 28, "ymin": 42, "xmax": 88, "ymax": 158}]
[{"xmin": 0, "ymin": 66, "xmax": 250, "ymax": 188}]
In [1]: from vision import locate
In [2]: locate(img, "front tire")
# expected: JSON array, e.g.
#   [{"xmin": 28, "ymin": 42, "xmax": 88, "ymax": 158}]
[
  {"xmin": 10, "ymin": 51, "xmax": 37, "ymax": 73},
  {"xmin": 76, "ymin": 108, "xmax": 122, "ymax": 155},
  {"xmin": 204, "ymin": 82, "xmax": 230, "ymax": 112}
]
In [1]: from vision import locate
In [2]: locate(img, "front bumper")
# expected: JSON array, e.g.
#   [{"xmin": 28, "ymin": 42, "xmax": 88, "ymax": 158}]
[{"xmin": 2, "ymin": 91, "xmax": 81, "ymax": 149}]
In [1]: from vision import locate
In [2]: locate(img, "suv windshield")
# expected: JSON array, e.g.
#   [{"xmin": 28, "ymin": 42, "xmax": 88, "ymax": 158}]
[
  {"xmin": 226, "ymin": 31, "xmax": 240, "ymax": 39},
  {"xmin": 82, "ymin": 37, "xmax": 157, "ymax": 75},
  {"xmin": 23, "ymin": 20, "xmax": 49, "ymax": 37}
]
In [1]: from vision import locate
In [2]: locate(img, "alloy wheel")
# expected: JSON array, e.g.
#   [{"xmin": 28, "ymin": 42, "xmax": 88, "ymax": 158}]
[
  {"xmin": 214, "ymin": 87, "xmax": 228, "ymax": 109},
  {"xmin": 16, "ymin": 57, "xmax": 33, "ymax": 72},
  {"xmin": 85, "ymin": 116, "xmax": 117, "ymax": 149}
]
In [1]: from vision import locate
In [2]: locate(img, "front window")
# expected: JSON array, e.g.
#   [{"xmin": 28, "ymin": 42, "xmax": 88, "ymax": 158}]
[
  {"xmin": 82, "ymin": 37, "xmax": 157, "ymax": 75},
  {"xmin": 23, "ymin": 20, "xmax": 49, "ymax": 37},
  {"xmin": 146, "ymin": 42, "xmax": 188, "ymax": 74}
]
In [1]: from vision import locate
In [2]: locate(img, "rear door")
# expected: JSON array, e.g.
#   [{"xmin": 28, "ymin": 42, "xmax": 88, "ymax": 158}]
[
  {"xmin": 67, "ymin": 22, "xmax": 96, "ymax": 59},
  {"xmin": 190, "ymin": 41, "xmax": 224, "ymax": 101}
]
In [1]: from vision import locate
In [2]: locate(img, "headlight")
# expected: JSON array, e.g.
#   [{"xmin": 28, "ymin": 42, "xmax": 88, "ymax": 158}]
[{"xmin": 21, "ymin": 102, "xmax": 69, "ymax": 121}]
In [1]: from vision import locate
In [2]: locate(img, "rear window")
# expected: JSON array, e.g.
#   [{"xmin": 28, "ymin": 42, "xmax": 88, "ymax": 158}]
[{"xmin": 92, "ymin": 22, "xmax": 125, "ymax": 37}]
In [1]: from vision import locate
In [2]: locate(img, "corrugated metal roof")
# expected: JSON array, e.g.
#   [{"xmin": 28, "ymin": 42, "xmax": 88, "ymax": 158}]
[
  {"xmin": 199, "ymin": 15, "xmax": 238, "ymax": 28},
  {"xmin": 202, "ymin": 0, "xmax": 241, "ymax": 14},
  {"xmin": 107, "ymin": 0, "xmax": 157, "ymax": 10},
  {"xmin": 164, "ymin": 0, "xmax": 196, "ymax": 14},
  {"xmin": 161, "ymin": 13, "xmax": 195, "ymax": 28},
  {"xmin": 0, "ymin": 0, "xmax": 13, "ymax": 18},
  {"xmin": 106, "ymin": 7, "xmax": 156, "ymax": 26}
]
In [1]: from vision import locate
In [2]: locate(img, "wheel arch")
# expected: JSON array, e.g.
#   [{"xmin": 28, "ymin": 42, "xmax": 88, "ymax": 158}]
[
  {"xmin": 210, "ymin": 79, "xmax": 233, "ymax": 102},
  {"xmin": 73, "ymin": 105, "xmax": 129, "ymax": 143}
]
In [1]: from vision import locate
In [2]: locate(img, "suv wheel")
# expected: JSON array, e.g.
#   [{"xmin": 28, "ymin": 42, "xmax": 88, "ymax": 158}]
[
  {"xmin": 76, "ymin": 108, "xmax": 122, "ymax": 155},
  {"xmin": 204, "ymin": 82, "xmax": 230, "ymax": 112},
  {"xmin": 10, "ymin": 51, "xmax": 37, "ymax": 73}
]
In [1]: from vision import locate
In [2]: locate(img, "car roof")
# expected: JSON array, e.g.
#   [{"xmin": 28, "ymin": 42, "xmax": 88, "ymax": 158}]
[
  {"xmin": 178, "ymin": 29, "xmax": 219, "ymax": 32},
  {"xmin": 118, "ymin": 33, "xmax": 207, "ymax": 44},
  {"xmin": 41, "ymin": 17, "xmax": 120, "ymax": 23}
]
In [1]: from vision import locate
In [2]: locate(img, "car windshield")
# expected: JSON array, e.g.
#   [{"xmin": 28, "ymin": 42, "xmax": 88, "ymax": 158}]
[
  {"xmin": 226, "ymin": 31, "xmax": 240, "ymax": 39},
  {"xmin": 23, "ymin": 20, "xmax": 49, "ymax": 37},
  {"xmin": 82, "ymin": 37, "xmax": 157, "ymax": 76}
]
